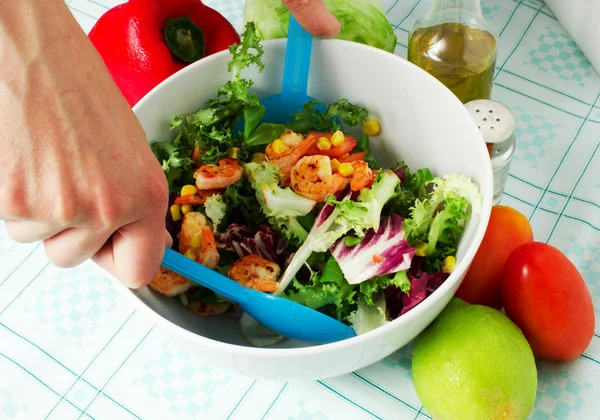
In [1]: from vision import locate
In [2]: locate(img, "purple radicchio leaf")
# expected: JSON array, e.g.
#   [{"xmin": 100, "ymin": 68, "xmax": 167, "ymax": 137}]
[
  {"xmin": 219, "ymin": 223, "xmax": 253, "ymax": 248},
  {"xmin": 425, "ymin": 270, "xmax": 447, "ymax": 296},
  {"xmin": 385, "ymin": 256, "xmax": 450, "ymax": 318},
  {"xmin": 394, "ymin": 167, "xmax": 406, "ymax": 184},
  {"xmin": 313, "ymin": 187, "xmax": 350, "ymax": 230},
  {"xmin": 220, "ymin": 224, "xmax": 289, "ymax": 267},
  {"xmin": 330, "ymin": 213, "xmax": 416, "ymax": 285},
  {"xmin": 310, "ymin": 185, "xmax": 355, "ymax": 235},
  {"xmin": 385, "ymin": 286, "xmax": 405, "ymax": 320},
  {"xmin": 400, "ymin": 270, "xmax": 448, "ymax": 315}
]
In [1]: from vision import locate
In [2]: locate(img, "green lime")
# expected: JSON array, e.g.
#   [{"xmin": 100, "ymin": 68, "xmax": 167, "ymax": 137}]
[{"xmin": 412, "ymin": 298, "xmax": 537, "ymax": 420}]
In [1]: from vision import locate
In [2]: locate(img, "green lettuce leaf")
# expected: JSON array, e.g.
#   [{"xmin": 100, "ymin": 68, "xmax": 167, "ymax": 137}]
[
  {"xmin": 287, "ymin": 99, "xmax": 369, "ymax": 133},
  {"xmin": 154, "ymin": 22, "xmax": 268, "ymax": 175},
  {"xmin": 282, "ymin": 256, "xmax": 356, "ymax": 322},
  {"xmin": 327, "ymin": 169, "xmax": 400, "ymax": 236},
  {"xmin": 356, "ymin": 134, "xmax": 381, "ymax": 170},
  {"xmin": 402, "ymin": 173, "xmax": 482, "ymax": 272},
  {"xmin": 222, "ymin": 177, "xmax": 268, "ymax": 231},
  {"xmin": 359, "ymin": 270, "xmax": 410, "ymax": 306},
  {"xmin": 347, "ymin": 295, "xmax": 389, "ymax": 335},
  {"xmin": 388, "ymin": 165, "xmax": 434, "ymax": 218},
  {"xmin": 423, "ymin": 195, "xmax": 471, "ymax": 272},
  {"xmin": 151, "ymin": 121, "xmax": 196, "ymax": 191},
  {"xmin": 243, "ymin": 161, "xmax": 316, "ymax": 247},
  {"xmin": 244, "ymin": 0, "xmax": 397, "ymax": 53},
  {"xmin": 204, "ymin": 194, "xmax": 227, "ymax": 233}
]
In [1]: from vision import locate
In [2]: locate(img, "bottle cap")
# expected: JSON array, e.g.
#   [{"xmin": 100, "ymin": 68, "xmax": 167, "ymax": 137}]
[
  {"xmin": 464, "ymin": 99, "xmax": 516, "ymax": 205},
  {"xmin": 464, "ymin": 99, "xmax": 515, "ymax": 157}
]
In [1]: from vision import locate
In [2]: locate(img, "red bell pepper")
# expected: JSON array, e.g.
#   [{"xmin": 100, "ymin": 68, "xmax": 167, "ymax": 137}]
[{"xmin": 88, "ymin": 0, "xmax": 240, "ymax": 107}]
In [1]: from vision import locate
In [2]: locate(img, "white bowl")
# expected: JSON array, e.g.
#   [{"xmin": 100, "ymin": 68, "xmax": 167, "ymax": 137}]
[{"xmin": 125, "ymin": 38, "xmax": 493, "ymax": 381}]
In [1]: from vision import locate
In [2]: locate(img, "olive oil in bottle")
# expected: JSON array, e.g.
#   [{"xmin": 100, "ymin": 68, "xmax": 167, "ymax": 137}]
[{"xmin": 408, "ymin": 0, "xmax": 498, "ymax": 104}]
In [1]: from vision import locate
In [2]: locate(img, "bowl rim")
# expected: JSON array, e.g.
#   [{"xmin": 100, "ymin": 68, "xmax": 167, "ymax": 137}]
[{"xmin": 124, "ymin": 37, "xmax": 494, "ymax": 357}]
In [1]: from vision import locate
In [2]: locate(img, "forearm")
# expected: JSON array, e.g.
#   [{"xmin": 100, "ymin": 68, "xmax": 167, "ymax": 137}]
[
  {"xmin": 0, "ymin": 0, "xmax": 133, "ymax": 219},
  {"xmin": 3, "ymin": 0, "xmax": 125, "ymax": 114},
  {"xmin": 0, "ymin": 0, "xmax": 110, "ymax": 119},
  {"xmin": 2, "ymin": 2, "xmax": 80, "ymax": 157},
  {"xmin": 0, "ymin": 0, "xmax": 89, "ymax": 63}
]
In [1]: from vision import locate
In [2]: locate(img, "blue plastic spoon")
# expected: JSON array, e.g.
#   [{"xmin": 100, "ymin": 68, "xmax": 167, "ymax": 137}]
[
  {"xmin": 260, "ymin": 15, "xmax": 318, "ymax": 124},
  {"xmin": 161, "ymin": 247, "xmax": 356, "ymax": 344}
]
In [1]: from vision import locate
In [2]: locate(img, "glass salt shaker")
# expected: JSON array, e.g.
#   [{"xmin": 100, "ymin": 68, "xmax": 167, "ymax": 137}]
[{"xmin": 464, "ymin": 99, "xmax": 516, "ymax": 205}]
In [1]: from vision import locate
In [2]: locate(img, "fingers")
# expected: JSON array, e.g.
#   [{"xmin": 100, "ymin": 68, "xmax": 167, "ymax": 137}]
[
  {"xmin": 164, "ymin": 229, "xmax": 174, "ymax": 249},
  {"xmin": 43, "ymin": 226, "xmax": 113, "ymax": 268},
  {"xmin": 283, "ymin": 0, "xmax": 340, "ymax": 38},
  {"xmin": 6, "ymin": 217, "xmax": 172, "ymax": 289},
  {"xmin": 4, "ymin": 220, "xmax": 65, "ymax": 243},
  {"xmin": 92, "ymin": 218, "xmax": 171, "ymax": 289}
]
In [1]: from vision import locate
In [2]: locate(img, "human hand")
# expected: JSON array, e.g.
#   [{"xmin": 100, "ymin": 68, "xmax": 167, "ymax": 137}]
[
  {"xmin": 283, "ymin": 0, "xmax": 341, "ymax": 38},
  {"xmin": 0, "ymin": 0, "xmax": 171, "ymax": 288}
]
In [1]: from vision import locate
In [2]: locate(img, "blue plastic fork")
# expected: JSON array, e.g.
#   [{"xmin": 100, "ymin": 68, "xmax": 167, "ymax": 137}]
[{"xmin": 161, "ymin": 248, "xmax": 356, "ymax": 344}]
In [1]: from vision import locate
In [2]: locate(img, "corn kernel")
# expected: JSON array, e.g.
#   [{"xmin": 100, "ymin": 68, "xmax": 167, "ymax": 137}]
[
  {"xmin": 170, "ymin": 204, "xmax": 182, "ymax": 222},
  {"xmin": 330, "ymin": 158, "xmax": 340, "ymax": 172},
  {"xmin": 338, "ymin": 162, "xmax": 355, "ymax": 177},
  {"xmin": 181, "ymin": 204, "xmax": 193, "ymax": 215},
  {"xmin": 316, "ymin": 137, "xmax": 331, "ymax": 150},
  {"xmin": 297, "ymin": 133, "xmax": 304, "ymax": 141},
  {"xmin": 227, "ymin": 147, "xmax": 240, "ymax": 159},
  {"xmin": 443, "ymin": 256, "xmax": 456, "ymax": 274},
  {"xmin": 415, "ymin": 242, "xmax": 428, "ymax": 257},
  {"xmin": 251, "ymin": 152, "xmax": 265, "ymax": 163},
  {"xmin": 331, "ymin": 130, "xmax": 345, "ymax": 147},
  {"xmin": 363, "ymin": 120, "xmax": 380, "ymax": 136},
  {"xmin": 190, "ymin": 233, "xmax": 203, "ymax": 249},
  {"xmin": 180, "ymin": 185, "xmax": 197, "ymax": 196},
  {"xmin": 271, "ymin": 139, "xmax": 288, "ymax": 154},
  {"xmin": 184, "ymin": 249, "xmax": 196, "ymax": 260}
]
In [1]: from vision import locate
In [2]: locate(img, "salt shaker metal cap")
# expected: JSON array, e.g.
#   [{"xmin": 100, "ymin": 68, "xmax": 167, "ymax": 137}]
[{"xmin": 464, "ymin": 99, "xmax": 516, "ymax": 205}]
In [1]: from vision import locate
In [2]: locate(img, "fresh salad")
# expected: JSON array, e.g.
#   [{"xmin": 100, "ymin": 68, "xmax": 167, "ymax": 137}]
[{"xmin": 149, "ymin": 22, "xmax": 482, "ymax": 343}]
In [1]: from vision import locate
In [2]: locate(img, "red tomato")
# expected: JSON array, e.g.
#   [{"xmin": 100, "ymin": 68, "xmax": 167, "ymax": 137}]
[
  {"xmin": 339, "ymin": 152, "xmax": 365, "ymax": 163},
  {"xmin": 502, "ymin": 242, "xmax": 595, "ymax": 361},
  {"xmin": 305, "ymin": 132, "xmax": 357, "ymax": 158},
  {"xmin": 455, "ymin": 206, "xmax": 533, "ymax": 309}
]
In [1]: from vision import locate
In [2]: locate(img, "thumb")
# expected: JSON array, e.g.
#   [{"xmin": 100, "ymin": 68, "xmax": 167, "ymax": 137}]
[
  {"xmin": 93, "ymin": 218, "xmax": 172, "ymax": 289},
  {"xmin": 283, "ymin": 0, "xmax": 340, "ymax": 38}
]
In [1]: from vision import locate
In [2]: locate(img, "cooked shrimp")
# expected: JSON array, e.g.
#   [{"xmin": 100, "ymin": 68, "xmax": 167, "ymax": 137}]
[
  {"xmin": 349, "ymin": 160, "xmax": 375, "ymax": 191},
  {"xmin": 194, "ymin": 158, "xmax": 242, "ymax": 190},
  {"xmin": 149, "ymin": 267, "xmax": 193, "ymax": 297},
  {"xmin": 188, "ymin": 300, "xmax": 232, "ymax": 316},
  {"xmin": 290, "ymin": 155, "xmax": 348, "ymax": 202},
  {"xmin": 266, "ymin": 131, "xmax": 316, "ymax": 181},
  {"xmin": 179, "ymin": 212, "xmax": 220, "ymax": 269},
  {"xmin": 228, "ymin": 255, "xmax": 281, "ymax": 293},
  {"xmin": 192, "ymin": 146, "xmax": 202, "ymax": 166},
  {"xmin": 174, "ymin": 189, "xmax": 224, "ymax": 205}
]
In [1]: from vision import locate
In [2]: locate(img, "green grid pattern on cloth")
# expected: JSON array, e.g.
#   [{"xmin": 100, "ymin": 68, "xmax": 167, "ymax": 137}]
[
  {"xmin": 0, "ymin": 0, "xmax": 598, "ymax": 419},
  {"xmin": 527, "ymin": 27, "xmax": 593, "ymax": 87}
]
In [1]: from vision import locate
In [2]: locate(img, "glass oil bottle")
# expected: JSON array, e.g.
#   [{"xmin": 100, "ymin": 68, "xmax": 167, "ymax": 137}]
[{"xmin": 407, "ymin": 0, "xmax": 498, "ymax": 104}]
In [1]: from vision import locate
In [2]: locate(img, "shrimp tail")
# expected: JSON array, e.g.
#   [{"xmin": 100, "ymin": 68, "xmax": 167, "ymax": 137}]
[
  {"xmin": 174, "ymin": 189, "xmax": 224, "ymax": 205},
  {"xmin": 297, "ymin": 135, "xmax": 316, "ymax": 155},
  {"xmin": 277, "ymin": 135, "xmax": 317, "ymax": 183}
]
